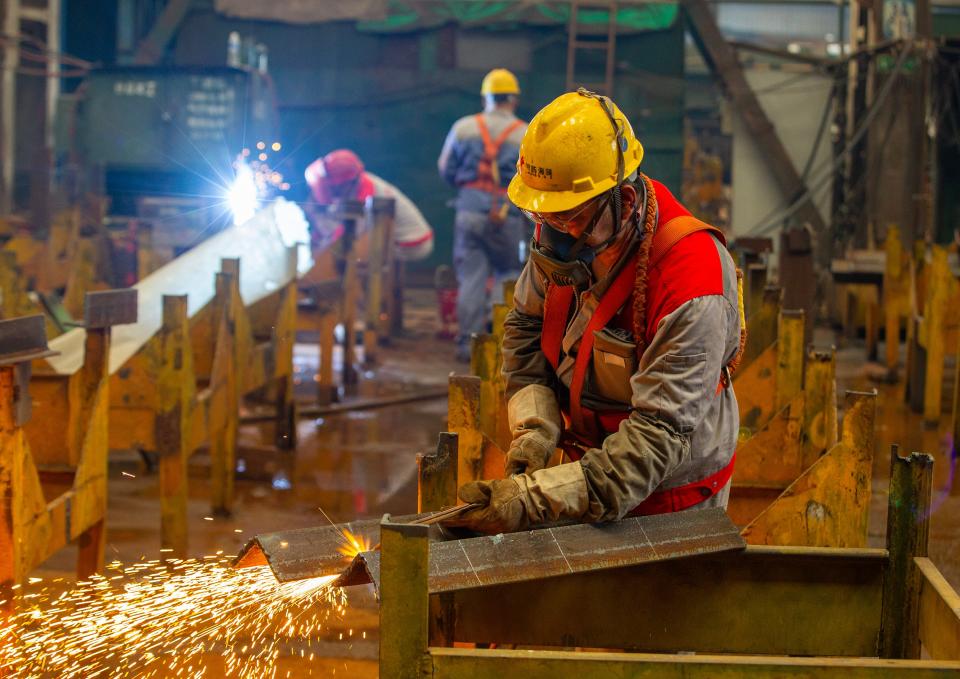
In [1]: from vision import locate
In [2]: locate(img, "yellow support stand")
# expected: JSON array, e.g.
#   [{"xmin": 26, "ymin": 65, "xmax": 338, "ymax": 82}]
[
  {"xmin": 884, "ymin": 226, "xmax": 911, "ymax": 373},
  {"xmin": 447, "ymin": 374, "xmax": 504, "ymax": 485},
  {"xmin": 156, "ymin": 295, "xmax": 194, "ymax": 558},
  {"xmin": 741, "ymin": 390, "xmax": 875, "ymax": 548}
]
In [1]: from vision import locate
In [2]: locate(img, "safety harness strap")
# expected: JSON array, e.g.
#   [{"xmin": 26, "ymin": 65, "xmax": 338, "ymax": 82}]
[
  {"xmin": 629, "ymin": 452, "xmax": 736, "ymax": 516},
  {"xmin": 465, "ymin": 114, "xmax": 524, "ymax": 194},
  {"xmin": 649, "ymin": 215, "xmax": 726, "ymax": 269},
  {"xmin": 542, "ymin": 284, "xmax": 575, "ymax": 370}
]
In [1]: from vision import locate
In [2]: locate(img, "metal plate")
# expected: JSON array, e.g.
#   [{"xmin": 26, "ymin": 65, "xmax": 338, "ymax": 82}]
[
  {"xmin": 337, "ymin": 508, "xmax": 745, "ymax": 595},
  {"xmin": 84, "ymin": 289, "xmax": 139, "ymax": 328}
]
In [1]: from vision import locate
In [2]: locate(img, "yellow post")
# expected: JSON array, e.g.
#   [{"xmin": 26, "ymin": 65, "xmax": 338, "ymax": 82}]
[
  {"xmin": 0, "ymin": 251, "xmax": 36, "ymax": 320},
  {"xmin": 379, "ymin": 519, "xmax": 430, "ymax": 679},
  {"xmin": 273, "ymin": 247, "xmax": 299, "ymax": 449},
  {"xmin": 922, "ymin": 247, "xmax": 953, "ymax": 426},
  {"xmin": 775, "ymin": 310, "xmax": 805, "ymax": 411},
  {"xmin": 314, "ymin": 281, "xmax": 341, "ymax": 406},
  {"xmin": 880, "ymin": 447, "xmax": 934, "ymax": 659},
  {"xmin": 491, "ymin": 303, "xmax": 511, "ymax": 451},
  {"xmin": 62, "ymin": 237, "xmax": 102, "ymax": 321},
  {"xmin": 157, "ymin": 295, "xmax": 193, "ymax": 558},
  {"xmin": 741, "ymin": 390, "xmax": 875, "ymax": 548},
  {"xmin": 802, "ymin": 348, "xmax": 838, "ymax": 469},
  {"xmin": 0, "ymin": 365, "xmax": 21, "ymax": 595},
  {"xmin": 742, "ymin": 286, "xmax": 781, "ymax": 368},
  {"xmin": 884, "ymin": 225, "xmax": 906, "ymax": 372},
  {"xmin": 363, "ymin": 201, "xmax": 389, "ymax": 366},
  {"xmin": 470, "ymin": 334, "xmax": 500, "ymax": 446},
  {"xmin": 954, "ymin": 328, "xmax": 960, "ymax": 498},
  {"xmin": 418, "ymin": 432, "xmax": 458, "ymax": 513},
  {"xmin": 448, "ymin": 375, "xmax": 485, "ymax": 486},
  {"xmin": 745, "ymin": 262, "xmax": 768, "ymax": 320},
  {"xmin": 209, "ymin": 272, "xmax": 238, "ymax": 517}
]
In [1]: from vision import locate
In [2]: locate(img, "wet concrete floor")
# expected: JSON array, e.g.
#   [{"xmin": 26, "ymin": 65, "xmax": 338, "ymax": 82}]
[{"xmin": 32, "ymin": 290, "xmax": 960, "ymax": 675}]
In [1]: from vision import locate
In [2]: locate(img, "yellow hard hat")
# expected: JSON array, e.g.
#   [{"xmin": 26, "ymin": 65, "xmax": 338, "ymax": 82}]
[
  {"xmin": 508, "ymin": 90, "xmax": 644, "ymax": 214},
  {"xmin": 480, "ymin": 68, "xmax": 520, "ymax": 96}
]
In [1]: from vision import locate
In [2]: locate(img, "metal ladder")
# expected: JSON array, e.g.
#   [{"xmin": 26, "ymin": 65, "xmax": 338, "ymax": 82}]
[{"xmin": 565, "ymin": 0, "xmax": 619, "ymax": 95}]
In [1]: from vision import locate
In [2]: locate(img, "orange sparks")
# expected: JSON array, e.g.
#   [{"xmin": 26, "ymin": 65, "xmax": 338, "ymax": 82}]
[
  {"xmin": 0, "ymin": 557, "xmax": 347, "ymax": 678},
  {"xmin": 336, "ymin": 529, "xmax": 372, "ymax": 559}
]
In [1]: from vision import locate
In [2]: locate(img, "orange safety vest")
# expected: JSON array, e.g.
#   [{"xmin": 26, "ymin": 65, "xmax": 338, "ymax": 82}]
[{"xmin": 540, "ymin": 215, "xmax": 736, "ymax": 516}]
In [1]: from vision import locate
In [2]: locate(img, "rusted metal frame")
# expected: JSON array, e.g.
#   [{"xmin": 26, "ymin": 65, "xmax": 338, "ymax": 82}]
[
  {"xmin": 418, "ymin": 433, "xmax": 459, "ymax": 513},
  {"xmin": 426, "ymin": 648, "xmax": 960, "ymax": 678},
  {"xmin": 131, "ymin": 0, "xmax": 195, "ymax": 65},
  {"xmin": 1, "ymin": 293, "xmax": 132, "ymax": 583},
  {"xmin": 682, "ymin": 0, "xmax": 828, "ymax": 249},
  {"xmin": 448, "ymin": 374, "xmax": 504, "ymax": 485},
  {"xmin": 742, "ymin": 285, "xmax": 780, "ymax": 369},
  {"xmin": 916, "ymin": 556, "xmax": 960, "ymax": 660},
  {"xmin": 417, "ymin": 543, "xmax": 883, "ymax": 657},
  {"xmin": 880, "ymin": 447, "xmax": 934, "ymax": 659},
  {"xmin": 741, "ymin": 390, "xmax": 875, "ymax": 548}
]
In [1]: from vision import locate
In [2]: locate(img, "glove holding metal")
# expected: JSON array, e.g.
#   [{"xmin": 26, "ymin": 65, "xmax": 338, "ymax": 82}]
[
  {"xmin": 504, "ymin": 384, "xmax": 562, "ymax": 476},
  {"xmin": 444, "ymin": 477, "xmax": 529, "ymax": 535},
  {"xmin": 443, "ymin": 462, "xmax": 591, "ymax": 535}
]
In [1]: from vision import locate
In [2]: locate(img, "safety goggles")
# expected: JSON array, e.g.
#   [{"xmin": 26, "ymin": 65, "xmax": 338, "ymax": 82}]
[{"xmin": 521, "ymin": 193, "xmax": 606, "ymax": 233}]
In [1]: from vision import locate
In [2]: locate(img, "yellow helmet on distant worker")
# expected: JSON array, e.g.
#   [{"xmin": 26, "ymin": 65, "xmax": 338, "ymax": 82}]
[
  {"xmin": 480, "ymin": 68, "xmax": 520, "ymax": 96},
  {"xmin": 508, "ymin": 90, "xmax": 644, "ymax": 214}
]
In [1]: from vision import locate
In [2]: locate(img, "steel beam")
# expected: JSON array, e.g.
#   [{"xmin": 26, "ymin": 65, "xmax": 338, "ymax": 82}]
[
  {"xmin": 427, "ymin": 648, "xmax": 960, "ymax": 678},
  {"xmin": 443, "ymin": 545, "xmax": 884, "ymax": 655}
]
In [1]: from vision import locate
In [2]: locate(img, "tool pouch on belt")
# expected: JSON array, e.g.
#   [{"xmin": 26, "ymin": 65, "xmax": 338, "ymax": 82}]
[{"xmin": 591, "ymin": 327, "xmax": 637, "ymax": 404}]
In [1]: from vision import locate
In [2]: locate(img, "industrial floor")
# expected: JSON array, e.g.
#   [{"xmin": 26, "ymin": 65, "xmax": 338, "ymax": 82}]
[{"xmin": 34, "ymin": 289, "xmax": 960, "ymax": 677}]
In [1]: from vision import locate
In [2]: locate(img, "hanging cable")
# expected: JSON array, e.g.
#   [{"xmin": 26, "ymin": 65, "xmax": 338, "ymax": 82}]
[{"xmin": 742, "ymin": 42, "xmax": 912, "ymax": 237}]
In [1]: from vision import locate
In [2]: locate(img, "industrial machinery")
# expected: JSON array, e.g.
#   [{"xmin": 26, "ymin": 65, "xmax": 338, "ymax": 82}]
[{"xmin": 57, "ymin": 65, "xmax": 279, "ymax": 261}]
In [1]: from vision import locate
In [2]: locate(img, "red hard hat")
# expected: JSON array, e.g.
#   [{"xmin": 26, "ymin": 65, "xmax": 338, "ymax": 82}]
[{"xmin": 321, "ymin": 149, "xmax": 364, "ymax": 186}]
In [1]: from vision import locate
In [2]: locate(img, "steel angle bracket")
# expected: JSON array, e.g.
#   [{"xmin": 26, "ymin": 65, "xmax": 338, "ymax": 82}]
[
  {"xmin": 336, "ymin": 507, "xmax": 745, "ymax": 598},
  {"xmin": 84, "ymin": 289, "xmax": 138, "ymax": 329},
  {"xmin": 233, "ymin": 512, "xmax": 437, "ymax": 582},
  {"xmin": 0, "ymin": 315, "xmax": 58, "ymax": 366}
]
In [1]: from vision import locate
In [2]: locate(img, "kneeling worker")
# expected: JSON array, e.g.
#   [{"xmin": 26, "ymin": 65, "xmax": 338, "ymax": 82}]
[{"xmin": 448, "ymin": 90, "xmax": 745, "ymax": 534}]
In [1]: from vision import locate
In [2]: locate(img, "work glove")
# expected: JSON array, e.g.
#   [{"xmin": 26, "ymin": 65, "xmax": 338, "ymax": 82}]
[
  {"xmin": 504, "ymin": 384, "xmax": 562, "ymax": 476},
  {"xmin": 444, "ymin": 462, "xmax": 590, "ymax": 535}
]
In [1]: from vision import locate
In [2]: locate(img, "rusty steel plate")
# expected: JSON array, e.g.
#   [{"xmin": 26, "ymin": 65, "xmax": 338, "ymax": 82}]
[
  {"xmin": 84, "ymin": 289, "xmax": 139, "ymax": 328},
  {"xmin": 337, "ymin": 508, "xmax": 745, "ymax": 595}
]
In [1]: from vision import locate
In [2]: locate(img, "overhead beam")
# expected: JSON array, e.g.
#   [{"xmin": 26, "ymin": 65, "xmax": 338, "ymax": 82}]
[
  {"xmin": 132, "ymin": 0, "xmax": 195, "ymax": 65},
  {"xmin": 682, "ymin": 0, "xmax": 829, "ymax": 242}
]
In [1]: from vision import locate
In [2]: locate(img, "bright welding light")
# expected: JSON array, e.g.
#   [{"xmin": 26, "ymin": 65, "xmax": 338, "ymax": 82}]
[{"xmin": 228, "ymin": 161, "xmax": 258, "ymax": 226}]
